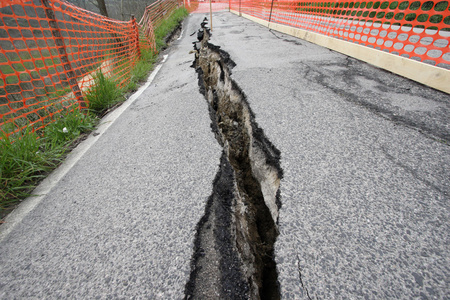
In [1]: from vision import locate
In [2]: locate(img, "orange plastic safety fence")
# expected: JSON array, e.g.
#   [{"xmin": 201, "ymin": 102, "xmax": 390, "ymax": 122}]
[
  {"xmin": 230, "ymin": 0, "xmax": 450, "ymax": 68},
  {"xmin": 186, "ymin": 0, "xmax": 230, "ymax": 13},
  {"xmin": 0, "ymin": 0, "xmax": 151, "ymax": 138},
  {"xmin": 139, "ymin": 0, "xmax": 182, "ymax": 47}
]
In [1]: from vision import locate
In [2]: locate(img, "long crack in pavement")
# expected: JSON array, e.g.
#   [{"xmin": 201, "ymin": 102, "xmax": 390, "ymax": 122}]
[{"xmin": 184, "ymin": 20, "xmax": 283, "ymax": 300}]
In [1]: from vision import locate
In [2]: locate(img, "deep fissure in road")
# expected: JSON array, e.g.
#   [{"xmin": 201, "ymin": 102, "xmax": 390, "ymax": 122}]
[{"xmin": 185, "ymin": 22, "xmax": 283, "ymax": 299}]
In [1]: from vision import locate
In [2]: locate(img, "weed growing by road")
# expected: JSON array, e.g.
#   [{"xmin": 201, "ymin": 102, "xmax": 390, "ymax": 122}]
[{"xmin": 85, "ymin": 72, "xmax": 124, "ymax": 115}]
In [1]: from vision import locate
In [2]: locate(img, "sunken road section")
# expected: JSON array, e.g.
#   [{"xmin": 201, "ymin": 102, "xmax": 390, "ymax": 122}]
[{"xmin": 184, "ymin": 20, "xmax": 284, "ymax": 300}]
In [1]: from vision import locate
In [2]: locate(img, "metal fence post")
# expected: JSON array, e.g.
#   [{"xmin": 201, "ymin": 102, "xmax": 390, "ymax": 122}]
[{"xmin": 269, "ymin": 0, "xmax": 275, "ymax": 23}]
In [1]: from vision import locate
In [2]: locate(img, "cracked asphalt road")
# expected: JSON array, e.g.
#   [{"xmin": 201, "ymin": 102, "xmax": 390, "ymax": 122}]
[
  {"xmin": 210, "ymin": 12, "xmax": 449, "ymax": 299},
  {"xmin": 0, "ymin": 12, "xmax": 449, "ymax": 299}
]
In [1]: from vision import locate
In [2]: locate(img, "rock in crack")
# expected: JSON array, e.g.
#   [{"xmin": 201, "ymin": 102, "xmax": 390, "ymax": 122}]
[{"xmin": 185, "ymin": 22, "xmax": 283, "ymax": 300}]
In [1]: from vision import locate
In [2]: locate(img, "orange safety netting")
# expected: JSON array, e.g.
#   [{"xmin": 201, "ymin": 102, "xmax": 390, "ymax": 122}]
[
  {"xmin": 186, "ymin": 0, "xmax": 230, "ymax": 13},
  {"xmin": 0, "ymin": 0, "xmax": 181, "ymax": 138},
  {"xmin": 230, "ymin": 0, "xmax": 450, "ymax": 68}
]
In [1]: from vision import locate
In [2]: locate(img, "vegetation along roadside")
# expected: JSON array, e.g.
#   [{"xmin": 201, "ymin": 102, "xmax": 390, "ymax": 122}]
[{"xmin": 0, "ymin": 7, "xmax": 189, "ymax": 221}]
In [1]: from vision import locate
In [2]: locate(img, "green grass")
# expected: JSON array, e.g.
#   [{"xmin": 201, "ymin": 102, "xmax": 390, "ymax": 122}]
[
  {"xmin": 43, "ymin": 109, "xmax": 97, "ymax": 148},
  {"xmin": 126, "ymin": 49, "xmax": 158, "ymax": 91},
  {"xmin": 154, "ymin": 7, "xmax": 189, "ymax": 51},
  {"xmin": 0, "ymin": 109, "xmax": 98, "ymax": 217},
  {"xmin": 0, "ymin": 129, "xmax": 61, "ymax": 211},
  {"xmin": 0, "ymin": 6, "xmax": 190, "ymax": 219},
  {"xmin": 85, "ymin": 72, "xmax": 124, "ymax": 114}
]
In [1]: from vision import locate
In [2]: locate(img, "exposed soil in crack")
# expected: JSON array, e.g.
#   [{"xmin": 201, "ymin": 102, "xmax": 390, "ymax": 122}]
[
  {"xmin": 185, "ymin": 153, "xmax": 250, "ymax": 299},
  {"xmin": 185, "ymin": 21, "xmax": 283, "ymax": 300}
]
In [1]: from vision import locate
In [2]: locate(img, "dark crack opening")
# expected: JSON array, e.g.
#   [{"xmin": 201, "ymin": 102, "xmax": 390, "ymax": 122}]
[{"xmin": 185, "ymin": 20, "xmax": 283, "ymax": 300}]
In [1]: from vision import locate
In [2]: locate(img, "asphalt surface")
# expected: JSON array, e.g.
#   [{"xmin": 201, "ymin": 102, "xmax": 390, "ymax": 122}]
[
  {"xmin": 0, "ymin": 15, "xmax": 221, "ymax": 298},
  {"xmin": 208, "ymin": 12, "xmax": 450, "ymax": 299},
  {"xmin": 1, "ymin": 12, "xmax": 449, "ymax": 299}
]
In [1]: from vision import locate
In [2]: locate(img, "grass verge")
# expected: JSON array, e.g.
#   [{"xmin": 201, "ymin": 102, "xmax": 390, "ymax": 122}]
[
  {"xmin": 155, "ymin": 7, "xmax": 189, "ymax": 51},
  {"xmin": 85, "ymin": 72, "xmax": 124, "ymax": 115},
  {"xmin": 0, "ymin": 6, "xmax": 189, "ymax": 220},
  {"xmin": 0, "ymin": 110, "xmax": 97, "ymax": 219}
]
